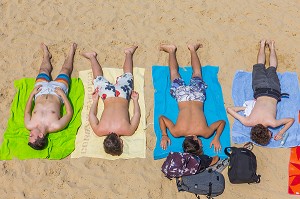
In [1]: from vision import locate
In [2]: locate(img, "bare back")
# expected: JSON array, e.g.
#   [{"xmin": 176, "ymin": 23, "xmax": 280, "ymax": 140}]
[
  {"xmin": 174, "ymin": 101, "xmax": 210, "ymax": 137},
  {"xmin": 30, "ymin": 94, "xmax": 62, "ymax": 132},
  {"xmin": 97, "ymin": 97, "xmax": 132, "ymax": 136},
  {"xmin": 247, "ymin": 96, "xmax": 277, "ymax": 127}
]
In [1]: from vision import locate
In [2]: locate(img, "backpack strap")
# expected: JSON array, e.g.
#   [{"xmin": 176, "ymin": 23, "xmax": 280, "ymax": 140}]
[
  {"xmin": 224, "ymin": 147, "xmax": 236, "ymax": 157},
  {"xmin": 248, "ymin": 174, "xmax": 261, "ymax": 184},
  {"xmin": 256, "ymin": 175, "xmax": 261, "ymax": 183},
  {"xmin": 208, "ymin": 182, "xmax": 212, "ymax": 196}
]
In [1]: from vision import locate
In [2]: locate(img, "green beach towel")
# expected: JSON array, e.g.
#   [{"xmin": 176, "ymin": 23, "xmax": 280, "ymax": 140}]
[{"xmin": 0, "ymin": 78, "xmax": 84, "ymax": 160}]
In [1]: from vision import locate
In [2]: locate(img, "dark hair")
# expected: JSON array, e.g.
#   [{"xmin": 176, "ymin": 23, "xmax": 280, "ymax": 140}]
[
  {"xmin": 28, "ymin": 135, "xmax": 48, "ymax": 150},
  {"xmin": 182, "ymin": 136, "xmax": 203, "ymax": 156},
  {"xmin": 103, "ymin": 133, "xmax": 123, "ymax": 156},
  {"xmin": 250, "ymin": 124, "xmax": 271, "ymax": 146}
]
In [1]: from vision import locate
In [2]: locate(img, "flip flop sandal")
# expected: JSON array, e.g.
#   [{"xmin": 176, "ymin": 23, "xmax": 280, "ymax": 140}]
[
  {"xmin": 207, "ymin": 158, "xmax": 229, "ymax": 173},
  {"xmin": 215, "ymin": 158, "xmax": 229, "ymax": 173},
  {"xmin": 243, "ymin": 142, "xmax": 254, "ymax": 151}
]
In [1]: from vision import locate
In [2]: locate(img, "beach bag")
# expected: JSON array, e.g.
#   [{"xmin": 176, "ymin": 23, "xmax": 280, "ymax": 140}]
[
  {"xmin": 225, "ymin": 147, "xmax": 261, "ymax": 184},
  {"xmin": 176, "ymin": 169, "xmax": 225, "ymax": 199},
  {"xmin": 161, "ymin": 152, "xmax": 202, "ymax": 179}
]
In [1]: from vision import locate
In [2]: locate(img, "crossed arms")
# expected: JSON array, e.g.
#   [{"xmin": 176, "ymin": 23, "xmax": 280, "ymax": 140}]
[{"xmin": 24, "ymin": 86, "xmax": 73, "ymax": 132}]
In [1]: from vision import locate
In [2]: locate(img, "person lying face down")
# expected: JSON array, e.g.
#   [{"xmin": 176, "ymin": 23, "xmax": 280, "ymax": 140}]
[
  {"xmin": 183, "ymin": 135, "xmax": 219, "ymax": 167},
  {"xmin": 82, "ymin": 46, "xmax": 141, "ymax": 156},
  {"xmin": 25, "ymin": 43, "xmax": 76, "ymax": 150},
  {"xmin": 158, "ymin": 43, "xmax": 226, "ymax": 154},
  {"xmin": 227, "ymin": 40, "xmax": 294, "ymax": 146}
]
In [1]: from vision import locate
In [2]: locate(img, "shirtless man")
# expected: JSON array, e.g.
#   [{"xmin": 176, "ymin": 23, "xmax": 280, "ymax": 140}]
[
  {"xmin": 227, "ymin": 40, "xmax": 294, "ymax": 146},
  {"xmin": 82, "ymin": 46, "xmax": 141, "ymax": 156},
  {"xmin": 25, "ymin": 43, "xmax": 76, "ymax": 150},
  {"xmin": 159, "ymin": 44, "xmax": 225, "ymax": 165}
]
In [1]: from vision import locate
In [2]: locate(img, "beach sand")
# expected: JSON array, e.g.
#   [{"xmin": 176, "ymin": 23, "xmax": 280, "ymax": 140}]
[{"xmin": 0, "ymin": 0, "xmax": 300, "ymax": 198}]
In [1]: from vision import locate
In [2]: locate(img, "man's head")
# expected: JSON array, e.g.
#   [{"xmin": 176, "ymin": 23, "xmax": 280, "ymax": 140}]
[
  {"xmin": 103, "ymin": 132, "xmax": 123, "ymax": 156},
  {"xmin": 183, "ymin": 135, "xmax": 203, "ymax": 156},
  {"xmin": 28, "ymin": 128, "xmax": 48, "ymax": 150},
  {"xmin": 250, "ymin": 124, "xmax": 272, "ymax": 146}
]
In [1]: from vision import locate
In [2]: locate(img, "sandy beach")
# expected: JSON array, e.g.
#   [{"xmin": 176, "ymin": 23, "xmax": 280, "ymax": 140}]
[{"xmin": 1, "ymin": 1, "xmax": 300, "ymax": 198}]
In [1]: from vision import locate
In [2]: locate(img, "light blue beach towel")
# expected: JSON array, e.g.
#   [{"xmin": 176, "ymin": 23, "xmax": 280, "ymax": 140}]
[
  {"xmin": 152, "ymin": 65, "xmax": 230, "ymax": 160},
  {"xmin": 231, "ymin": 71, "xmax": 300, "ymax": 148}
]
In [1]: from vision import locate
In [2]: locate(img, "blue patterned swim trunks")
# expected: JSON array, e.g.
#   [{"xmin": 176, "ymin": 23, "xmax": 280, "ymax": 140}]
[
  {"xmin": 170, "ymin": 77, "xmax": 207, "ymax": 103},
  {"xmin": 93, "ymin": 72, "xmax": 133, "ymax": 100}
]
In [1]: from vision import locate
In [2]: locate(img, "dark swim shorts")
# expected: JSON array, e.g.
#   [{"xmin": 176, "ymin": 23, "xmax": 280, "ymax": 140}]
[{"xmin": 252, "ymin": 63, "xmax": 281, "ymax": 101}]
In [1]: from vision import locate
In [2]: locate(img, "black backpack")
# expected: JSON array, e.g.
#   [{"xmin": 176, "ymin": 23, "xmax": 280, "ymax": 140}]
[
  {"xmin": 176, "ymin": 169, "xmax": 225, "ymax": 199},
  {"xmin": 225, "ymin": 147, "xmax": 261, "ymax": 184}
]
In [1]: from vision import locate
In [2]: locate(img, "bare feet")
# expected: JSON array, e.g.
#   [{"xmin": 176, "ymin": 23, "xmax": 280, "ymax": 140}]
[
  {"xmin": 267, "ymin": 40, "xmax": 275, "ymax": 49},
  {"xmin": 40, "ymin": 43, "xmax": 52, "ymax": 59},
  {"xmin": 81, "ymin": 52, "xmax": 97, "ymax": 59},
  {"xmin": 159, "ymin": 44, "xmax": 177, "ymax": 53},
  {"xmin": 124, "ymin": 46, "xmax": 138, "ymax": 55},
  {"xmin": 259, "ymin": 39, "xmax": 266, "ymax": 48},
  {"xmin": 188, "ymin": 43, "xmax": 203, "ymax": 52},
  {"xmin": 68, "ymin": 43, "xmax": 77, "ymax": 56}
]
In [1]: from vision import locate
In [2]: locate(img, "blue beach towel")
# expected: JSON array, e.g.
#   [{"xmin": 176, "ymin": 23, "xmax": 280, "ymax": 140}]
[
  {"xmin": 152, "ymin": 65, "xmax": 230, "ymax": 160},
  {"xmin": 231, "ymin": 71, "xmax": 300, "ymax": 148}
]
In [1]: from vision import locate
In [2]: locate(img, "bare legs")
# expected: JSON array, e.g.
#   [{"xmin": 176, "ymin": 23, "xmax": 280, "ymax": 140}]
[
  {"xmin": 39, "ymin": 43, "xmax": 76, "ymax": 77},
  {"xmin": 82, "ymin": 46, "xmax": 138, "ymax": 79},
  {"xmin": 268, "ymin": 40, "xmax": 277, "ymax": 68},
  {"xmin": 188, "ymin": 44, "xmax": 203, "ymax": 78},
  {"xmin": 59, "ymin": 43, "xmax": 77, "ymax": 77},
  {"xmin": 160, "ymin": 43, "xmax": 203, "ymax": 80},
  {"xmin": 257, "ymin": 40, "xmax": 266, "ymax": 65},
  {"xmin": 39, "ymin": 43, "xmax": 53, "ymax": 76},
  {"xmin": 257, "ymin": 39, "xmax": 277, "ymax": 68},
  {"xmin": 123, "ymin": 46, "xmax": 138, "ymax": 74},
  {"xmin": 81, "ymin": 52, "xmax": 103, "ymax": 79},
  {"xmin": 159, "ymin": 44, "xmax": 180, "ymax": 81}
]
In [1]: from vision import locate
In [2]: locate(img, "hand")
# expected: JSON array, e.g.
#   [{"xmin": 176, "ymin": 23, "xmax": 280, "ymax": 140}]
[
  {"xmin": 31, "ymin": 85, "xmax": 42, "ymax": 95},
  {"xmin": 54, "ymin": 87, "xmax": 65, "ymax": 97},
  {"xmin": 210, "ymin": 138, "xmax": 221, "ymax": 152},
  {"xmin": 92, "ymin": 88, "xmax": 99, "ymax": 102},
  {"xmin": 131, "ymin": 91, "xmax": 139, "ymax": 101},
  {"xmin": 160, "ymin": 135, "xmax": 171, "ymax": 150},
  {"xmin": 274, "ymin": 133, "xmax": 283, "ymax": 140}
]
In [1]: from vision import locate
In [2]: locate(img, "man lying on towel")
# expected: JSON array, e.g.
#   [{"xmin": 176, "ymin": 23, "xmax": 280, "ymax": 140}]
[
  {"xmin": 159, "ymin": 43, "xmax": 225, "ymax": 167},
  {"xmin": 81, "ymin": 46, "xmax": 141, "ymax": 156},
  {"xmin": 227, "ymin": 40, "xmax": 294, "ymax": 146},
  {"xmin": 25, "ymin": 43, "xmax": 76, "ymax": 150}
]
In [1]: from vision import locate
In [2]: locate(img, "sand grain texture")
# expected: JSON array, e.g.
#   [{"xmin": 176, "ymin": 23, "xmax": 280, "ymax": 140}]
[{"xmin": 1, "ymin": 1, "xmax": 300, "ymax": 198}]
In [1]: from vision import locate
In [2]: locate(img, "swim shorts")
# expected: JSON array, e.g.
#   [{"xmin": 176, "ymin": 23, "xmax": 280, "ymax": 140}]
[
  {"xmin": 93, "ymin": 72, "xmax": 133, "ymax": 100},
  {"xmin": 252, "ymin": 63, "xmax": 281, "ymax": 101},
  {"xmin": 34, "ymin": 73, "xmax": 70, "ymax": 103},
  {"xmin": 170, "ymin": 76, "xmax": 207, "ymax": 103}
]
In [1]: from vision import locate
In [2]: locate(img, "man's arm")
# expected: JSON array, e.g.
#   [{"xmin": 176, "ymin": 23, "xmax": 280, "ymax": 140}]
[
  {"xmin": 206, "ymin": 120, "xmax": 226, "ymax": 152},
  {"xmin": 272, "ymin": 118, "xmax": 295, "ymax": 140},
  {"xmin": 24, "ymin": 85, "xmax": 41, "ymax": 130},
  {"xmin": 50, "ymin": 88, "xmax": 74, "ymax": 132},
  {"xmin": 88, "ymin": 89, "xmax": 105, "ymax": 136},
  {"xmin": 129, "ymin": 91, "xmax": 141, "ymax": 135},
  {"xmin": 227, "ymin": 106, "xmax": 250, "ymax": 126},
  {"xmin": 159, "ymin": 115, "xmax": 178, "ymax": 150}
]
